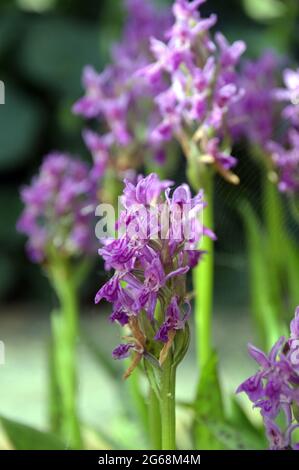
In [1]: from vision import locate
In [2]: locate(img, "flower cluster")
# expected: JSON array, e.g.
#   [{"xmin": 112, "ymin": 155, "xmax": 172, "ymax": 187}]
[
  {"xmin": 73, "ymin": 0, "xmax": 172, "ymax": 181},
  {"xmin": 275, "ymin": 68, "xmax": 299, "ymax": 126},
  {"xmin": 229, "ymin": 52, "xmax": 280, "ymax": 149},
  {"xmin": 237, "ymin": 307, "xmax": 299, "ymax": 450},
  {"xmin": 265, "ymin": 67, "xmax": 299, "ymax": 194},
  {"xmin": 228, "ymin": 53, "xmax": 299, "ymax": 195},
  {"xmin": 95, "ymin": 173, "xmax": 214, "ymax": 376},
  {"xmin": 267, "ymin": 130, "xmax": 299, "ymax": 193},
  {"xmin": 17, "ymin": 152, "xmax": 97, "ymax": 263},
  {"xmin": 138, "ymin": 0, "xmax": 246, "ymax": 182}
]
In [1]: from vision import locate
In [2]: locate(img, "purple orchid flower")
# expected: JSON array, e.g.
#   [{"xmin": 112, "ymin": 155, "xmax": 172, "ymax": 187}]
[
  {"xmin": 17, "ymin": 152, "xmax": 97, "ymax": 263},
  {"xmin": 237, "ymin": 308, "xmax": 299, "ymax": 450},
  {"xmin": 95, "ymin": 173, "xmax": 212, "ymax": 370}
]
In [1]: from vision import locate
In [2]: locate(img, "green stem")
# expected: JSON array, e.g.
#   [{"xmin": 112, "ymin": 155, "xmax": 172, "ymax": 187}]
[
  {"xmin": 193, "ymin": 172, "xmax": 214, "ymax": 370},
  {"xmin": 263, "ymin": 173, "xmax": 284, "ymax": 312},
  {"xmin": 48, "ymin": 339, "xmax": 63, "ymax": 433},
  {"xmin": 160, "ymin": 353, "xmax": 176, "ymax": 450},
  {"xmin": 50, "ymin": 260, "xmax": 82, "ymax": 449},
  {"xmin": 148, "ymin": 388, "xmax": 162, "ymax": 450}
]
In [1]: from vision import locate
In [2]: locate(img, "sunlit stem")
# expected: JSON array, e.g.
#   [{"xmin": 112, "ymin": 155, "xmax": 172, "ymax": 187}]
[
  {"xmin": 160, "ymin": 352, "xmax": 176, "ymax": 450},
  {"xmin": 193, "ymin": 171, "xmax": 214, "ymax": 370}
]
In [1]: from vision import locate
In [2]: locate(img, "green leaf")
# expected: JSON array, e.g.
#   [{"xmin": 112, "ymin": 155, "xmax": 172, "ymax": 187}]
[
  {"xmin": 195, "ymin": 352, "xmax": 224, "ymax": 420},
  {"xmin": 193, "ymin": 352, "xmax": 226, "ymax": 449},
  {"xmin": 16, "ymin": 0, "xmax": 56, "ymax": 13},
  {"xmin": 284, "ymin": 238, "xmax": 299, "ymax": 315},
  {"xmin": 0, "ymin": 85, "xmax": 44, "ymax": 170},
  {"xmin": 81, "ymin": 424, "xmax": 116, "ymax": 450},
  {"xmin": 81, "ymin": 326, "xmax": 149, "ymax": 442},
  {"xmin": 0, "ymin": 416, "xmax": 66, "ymax": 450},
  {"xmin": 126, "ymin": 369, "xmax": 149, "ymax": 437},
  {"xmin": 238, "ymin": 200, "xmax": 287, "ymax": 349},
  {"xmin": 229, "ymin": 397, "xmax": 267, "ymax": 448},
  {"xmin": 19, "ymin": 18, "xmax": 102, "ymax": 98},
  {"xmin": 47, "ymin": 336, "xmax": 63, "ymax": 434},
  {"xmin": 203, "ymin": 419, "xmax": 265, "ymax": 450},
  {"xmin": 229, "ymin": 397, "xmax": 258, "ymax": 432},
  {"xmin": 242, "ymin": 0, "xmax": 286, "ymax": 21}
]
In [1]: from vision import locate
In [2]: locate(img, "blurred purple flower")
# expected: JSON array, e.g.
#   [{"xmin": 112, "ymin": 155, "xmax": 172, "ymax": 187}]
[
  {"xmin": 73, "ymin": 0, "xmax": 172, "ymax": 179},
  {"xmin": 275, "ymin": 67, "xmax": 299, "ymax": 127},
  {"xmin": 138, "ymin": 0, "xmax": 246, "ymax": 180},
  {"xmin": 267, "ymin": 129, "xmax": 299, "ymax": 193},
  {"xmin": 229, "ymin": 52, "xmax": 280, "ymax": 149},
  {"xmin": 17, "ymin": 152, "xmax": 97, "ymax": 263}
]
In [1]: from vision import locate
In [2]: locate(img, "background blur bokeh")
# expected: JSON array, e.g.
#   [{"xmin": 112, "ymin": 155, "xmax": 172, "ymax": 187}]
[{"xmin": 0, "ymin": 0, "xmax": 299, "ymax": 449}]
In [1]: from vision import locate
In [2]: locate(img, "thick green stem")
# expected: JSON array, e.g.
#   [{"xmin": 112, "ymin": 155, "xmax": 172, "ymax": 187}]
[
  {"xmin": 50, "ymin": 260, "xmax": 82, "ymax": 449},
  {"xmin": 48, "ymin": 339, "xmax": 63, "ymax": 433},
  {"xmin": 160, "ymin": 353, "xmax": 176, "ymax": 450},
  {"xmin": 193, "ymin": 172, "xmax": 214, "ymax": 370},
  {"xmin": 148, "ymin": 388, "xmax": 162, "ymax": 450}
]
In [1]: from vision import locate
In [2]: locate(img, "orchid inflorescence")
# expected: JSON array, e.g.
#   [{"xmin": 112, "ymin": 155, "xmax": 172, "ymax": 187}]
[
  {"xmin": 72, "ymin": 0, "xmax": 172, "ymax": 183},
  {"xmin": 94, "ymin": 173, "xmax": 214, "ymax": 377},
  {"xmin": 269, "ymin": 68, "xmax": 299, "ymax": 194},
  {"xmin": 230, "ymin": 50, "xmax": 299, "ymax": 195},
  {"xmin": 138, "ymin": 0, "xmax": 246, "ymax": 185},
  {"xmin": 229, "ymin": 52, "xmax": 280, "ymax": 151}
]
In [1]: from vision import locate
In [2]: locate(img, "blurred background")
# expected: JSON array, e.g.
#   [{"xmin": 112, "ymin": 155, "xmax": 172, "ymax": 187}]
[{"xmin": 0, "ymin": 0, "xmax": 298, "ymax": 449}]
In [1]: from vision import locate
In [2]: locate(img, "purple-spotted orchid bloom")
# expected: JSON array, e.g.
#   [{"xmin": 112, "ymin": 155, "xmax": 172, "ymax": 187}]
[{"xmin": 95, "ymin": 173, "xmax": 213, "ymax": 377}]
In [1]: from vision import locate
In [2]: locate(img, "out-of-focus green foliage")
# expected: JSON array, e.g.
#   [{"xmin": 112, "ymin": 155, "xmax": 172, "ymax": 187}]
[
  {"xmin": 0, "ymin": 84, "xmax": 44, "ymax": 170},
  {"xmin": 242, "ymin": 0, "xmax": 286, "ymax": 21},
  {"xmin": 0, "ymin": 416, "xmax": 67, "ymax": 450},
  {"xmin": 194, "ymin": 353, "xmax": 226, "ymax": 449},
  {"xmin": 0, "ymin": 13, "xmax": 22, "ymax": 56},
  {"xmin": 19, "ymin": 18, "xmax": 102, "ymax": 97}
]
